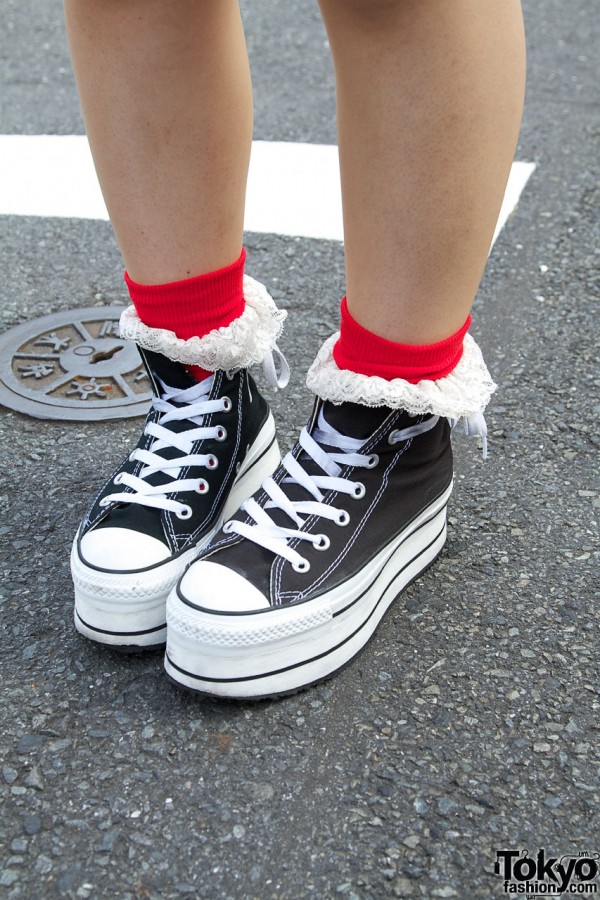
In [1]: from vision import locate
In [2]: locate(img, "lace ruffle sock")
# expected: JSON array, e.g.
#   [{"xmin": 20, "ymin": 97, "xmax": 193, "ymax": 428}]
[
  {"xmin": 70, "ymin": 270, "xmax": 287, "ymax": 650},
  {"xmin": 119, "ymin": 273, "xmax": 289, "ymax": 388},
  {"xmin": 165, "ymin": 308, "xmax": 495, "ymax": 698},
  {"xmin": 307, "ymin": 319, "xmax": 496, "ymax": 449}
]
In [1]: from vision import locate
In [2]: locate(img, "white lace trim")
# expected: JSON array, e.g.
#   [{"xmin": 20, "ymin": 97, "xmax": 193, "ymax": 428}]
[
  {"xmin": 306, "ymin": 332, "xmax": 497, "ymax": 419},
  {"xmin": 119, "ymin": 275, "xmax": 287, "ymax": 372}
]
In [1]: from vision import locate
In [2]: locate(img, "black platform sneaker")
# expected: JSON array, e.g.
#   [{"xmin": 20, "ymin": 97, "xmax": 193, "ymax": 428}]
[
  {"xmin": 71, "ymin": 349, "xmax": 281, "ymax": 650},
  {"xmin": 164, "ymin": 399, "xmax": 453, "ymax": 697}
]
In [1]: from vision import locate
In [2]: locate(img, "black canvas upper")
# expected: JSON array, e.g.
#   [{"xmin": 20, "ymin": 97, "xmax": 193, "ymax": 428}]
[
  {"xmin": 80, "ymin": 350, "xmax": 271, "ymax": 558},
  {"xmin": 195, "ymin": 399, "xmax": 453, "ymax": 606}
]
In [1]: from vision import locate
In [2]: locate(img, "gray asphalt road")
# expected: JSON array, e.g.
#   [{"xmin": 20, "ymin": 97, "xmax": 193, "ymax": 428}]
[{"xmin": 1, "ymin": 1, "xmax": 598, "ymax": 898}]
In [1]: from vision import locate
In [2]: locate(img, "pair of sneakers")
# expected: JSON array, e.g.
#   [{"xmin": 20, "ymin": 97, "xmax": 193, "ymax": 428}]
[{"xmin": 71, "ymin": 281, "xmax": 494, "ymax": 699}]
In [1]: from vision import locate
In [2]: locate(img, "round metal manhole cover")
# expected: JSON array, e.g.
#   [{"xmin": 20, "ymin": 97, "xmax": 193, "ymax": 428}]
[{"xmin": 0, "ymin": 307, "xmax": 152, "ymax": 421}]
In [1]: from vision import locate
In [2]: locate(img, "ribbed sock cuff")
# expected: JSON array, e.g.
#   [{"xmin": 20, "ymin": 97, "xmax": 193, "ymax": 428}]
[
  {"xmin": 124, "ymin": 248, "xmax": 246, "ymax": 341},
  {"xmin": 333, "ymin": 297, "xmax": 471, "ymax": 384}
]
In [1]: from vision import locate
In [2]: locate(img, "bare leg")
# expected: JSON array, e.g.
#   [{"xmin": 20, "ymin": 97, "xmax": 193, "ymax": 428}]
[
  {"xmin": 66, "ymin": 1, "xmax": 288, "ymax": 653},
  {"xmin": 63, "ymin": 0, "xmax": 252, "ymax": 284},
  {"xmin": 318, "ymin": 0, "xmax": 526, "ymax": 344}
]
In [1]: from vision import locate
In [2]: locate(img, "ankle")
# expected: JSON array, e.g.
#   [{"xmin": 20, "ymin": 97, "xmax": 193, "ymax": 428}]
[
  {"xmin": 119, "ymin": 272, "xmax": 288, "ymax": 388},
  {"xmin": 307, "ymin": 327, "xmax": 496, "ymax": 422},
  {"xmin": 124, "ymin": 249, "xmax": 247, "ymax": 382},
  {"xmin": 333, "ymin": 297, "xmax": 471, "ymax": 383}
]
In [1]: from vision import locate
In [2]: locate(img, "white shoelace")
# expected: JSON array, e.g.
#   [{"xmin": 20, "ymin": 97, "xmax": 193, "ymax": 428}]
[
  {"xmin": 263, "ymin": 343, "xmax": 290, "ymax": 391},
  {"xmin": 450, "ymin": 412, "xmax": 489, "ymax": 459},
  {"xmin": 223, "ymin": 410, "xmax": 440, "ymax": 573},
  {"xmin": 99, "ymin": 377, "xmax": 228, "ymax": 520}
]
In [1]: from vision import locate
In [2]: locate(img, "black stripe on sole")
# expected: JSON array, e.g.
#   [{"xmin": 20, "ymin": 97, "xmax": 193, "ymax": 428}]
[
  {"xmin": 165, "ymin": 520, "xmax": 446, "ymax": 693},
  {"xmin": 75, "ymin": 609, "xmax": 166, "ymax": 639}
]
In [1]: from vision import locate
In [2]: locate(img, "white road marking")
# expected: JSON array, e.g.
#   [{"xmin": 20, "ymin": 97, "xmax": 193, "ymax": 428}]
[{"xmin": 0, "ymin": 135, "xmax": 534, "ymax": 244}]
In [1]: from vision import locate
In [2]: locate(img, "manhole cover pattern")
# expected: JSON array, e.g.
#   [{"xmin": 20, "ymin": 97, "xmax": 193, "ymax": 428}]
[{"xmin": 0, "ymin": 307, "xmax": 152, "ymax": 421}]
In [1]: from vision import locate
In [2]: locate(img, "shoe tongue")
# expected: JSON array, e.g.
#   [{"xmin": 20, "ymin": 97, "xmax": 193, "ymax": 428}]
[
  {"xmin": 144, "ymin": 370, "xmax": 214, "ymax": 482},
  {"xmin": 142, "ymin": 350, "xmax": 198, "ymax": 392},
  {"xmin": 142, "ymin": 349, "xmax": 214, "ymax": 428},
  {"xmin": 321, "ymin": 401, "xmax": 393, "ymax": 441},
  {"xmin": 94, "ymin": 352, "xmax": 213, "ymax": 545},
  {"xmin": 94, "ymin": 372, "xmax": 201, "ymax": 542},
  {"xmin": 262, "ymin": 403, "xmax": 386, "ymax": 531},
  {"xmin": 321, "ymin": 401, "xmax": 421, "ymax": 441}
]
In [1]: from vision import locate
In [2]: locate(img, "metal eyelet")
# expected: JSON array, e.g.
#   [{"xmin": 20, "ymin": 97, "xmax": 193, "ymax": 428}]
[
  {"xmin": 196, "ymin": 480, "xmax": 209, "ymax": 494},
  {"xmin": 215, "ymin": 426, "xmax": 227, "ymax": 442},
  {"xmin": 207, "ymin": 455, "xmax": 218, "ymax": 469},
  {"xmin": 388, "ymin": 430, "xmax": 400, "ymax": 445},
  {"xmin": 313, "ymin": 534, "xmax": 330, "ymax": 551},
  {"xmin": 365, "ymin": 454, "xmax": 379, "ymax": 469},
  {"xmin": 99, "ymin": 497, "xmax": 110, "ymax": 508},
  {"xmin": 292, "ymin": 558, "xmax": 310, "ymax": 574},
  {"xmin": 222, "ymin": 397, "xmax": 233, "ymax": 412},
  {"xmin": 222, "ymin": 520, "xmax": 235, "ymax": 533},
  {"xmin": 352, "ymin": 482, "xmax": 366, "ymax": 499},
  {"xmin": 176, "ymin": 506, "xmax": 193, "ymax": 520},
  {"xmin": 335, "ymin": 510, "xmax": 350, "ymax": 527},
  {"xmin": 113, "ymin": 473, "xmax": 124, "ymax": 485}
]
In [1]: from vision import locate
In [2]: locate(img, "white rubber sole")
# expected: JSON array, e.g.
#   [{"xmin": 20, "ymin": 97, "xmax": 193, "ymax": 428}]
[
  {"xmin": 72, "ymin": 415, "xmax": 281, "ymax": 649},
  {"xmin": 164, "ymin": 482, "xmax": 452, "ymax": 697}
]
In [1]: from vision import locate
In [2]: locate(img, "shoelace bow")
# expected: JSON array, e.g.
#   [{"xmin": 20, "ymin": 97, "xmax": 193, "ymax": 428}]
[
  {"xmin": 224, "ymin": 410, "xmax": 440, "ymax": 573},
  {"xmin": 100, "ymin": 377, "xmax": 228, "ymax": 520}
]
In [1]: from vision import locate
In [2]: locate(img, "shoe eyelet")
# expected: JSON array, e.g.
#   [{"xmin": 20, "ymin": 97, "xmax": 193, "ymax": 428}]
[
  {"xmin": 388, "ymin": 430, "xmax": 400, "ymax": 445},
  {"xmin": 215, "ymin": 426, "xmax": 227, "ymax": 442},
  {"xmin": 99, "ymin": 497, "xmax": 111, "ymax": 508},
  {"xmin": 196, "ymin": 480, "xmax": 209, "ymax": 494},
  {"xmin": 292, "ymin": 558, "xmax": 311, "ymax": 574},
  {"xmin": 207, "ymin": 455, "xmax": 218, "ymax": 469},
  {"xmin": 222, "ymin": 397, "xmax": 233, "ymax": 412},
  {"xmin": 335, "ymin": 510, "xmax": 350, "ymax": 527},
  {"xmin": 113, "ymin": 472, "xmax": 124, "ymax": 485},
  {"xmin": 223, "ymin": 520, "xmax": 235, "ymax": 534},
  {"xmin": 129, "ymin": 452, "xmax": 136, "ymax": 463},
  {"xmin": 352, "ymin": 482, "xmax": 366, "ymax": 499},
  {"xmin": 176, "ymin": 505, "xmax": 193, "ymax": 520},
  {"xmin": 366, "ymin": 453, "xmax": 379, "ymax": 469},
  {"xmin": 313, "ymin": 534, "xmax": 330, "ymax": 551}
]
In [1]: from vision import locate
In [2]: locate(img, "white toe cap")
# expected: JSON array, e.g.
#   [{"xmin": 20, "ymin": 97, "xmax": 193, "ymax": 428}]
[
  {"xmin": 178, "ymin": 561, "xmax": 270, "ymax": 612},
  {"xmin": 79, "ymin": 527, "xmax": 171, "ymax": 571}
]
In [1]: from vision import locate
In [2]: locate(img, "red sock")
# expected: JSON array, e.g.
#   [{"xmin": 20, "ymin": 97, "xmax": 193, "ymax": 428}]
[
  {"xmin": 333, "ymin": 297, "xmax": 471, "ymax": 384},
  {"xmin": 124, "ymin": 249, "xmax": 246, "ymax": 381}
]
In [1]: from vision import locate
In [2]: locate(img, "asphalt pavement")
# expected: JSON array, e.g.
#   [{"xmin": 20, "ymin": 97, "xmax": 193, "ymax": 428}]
[{"xmin": 1, "ymin": 1, "xmax": 598, "ymax": 897}]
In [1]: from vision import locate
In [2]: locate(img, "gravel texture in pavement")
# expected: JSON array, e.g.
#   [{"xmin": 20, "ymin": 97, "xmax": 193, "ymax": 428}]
[{"xmin": 1, "ymin": 0, "xmax": 598, "ymax": 897}]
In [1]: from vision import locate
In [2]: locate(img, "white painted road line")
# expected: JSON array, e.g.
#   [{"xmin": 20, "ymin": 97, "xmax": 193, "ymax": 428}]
[{"xmin": 0, "ymin": 135, "xmax": 534, "ymax": 244}]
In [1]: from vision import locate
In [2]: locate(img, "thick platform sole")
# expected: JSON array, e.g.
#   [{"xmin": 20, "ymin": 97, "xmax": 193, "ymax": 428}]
[
  {"xmin": 71, "ymin": 415, "xmax": 281, "ymax": 650},
  {"xmin": 164, "ymin": 482, "xmax": 452, "ymax": 698}
]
